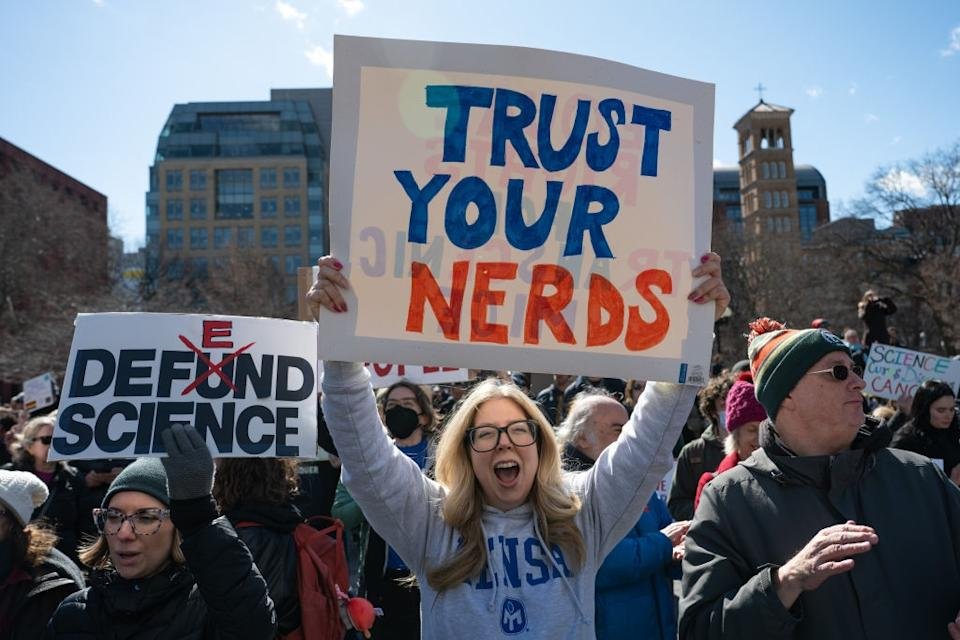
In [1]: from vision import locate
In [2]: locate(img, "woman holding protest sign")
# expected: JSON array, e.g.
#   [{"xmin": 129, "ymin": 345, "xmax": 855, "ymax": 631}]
[
  {"xmin": 307, "ymin": 252, "xmax": 728, "ymax": 639},
  {"xmin": 891, "ymin": 380, "xmax": 960, "ymax": 484},
  {"xmin": 46, "ymin": 424, "xmax": 277, "ymax": 640}
]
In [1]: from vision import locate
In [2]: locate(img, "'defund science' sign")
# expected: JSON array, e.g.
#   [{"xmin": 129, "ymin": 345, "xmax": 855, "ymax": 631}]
[
  {"xmin": 49, "ymin": 313, "xmax": 318, "ymax": 461},
  {"xmin": 319, "ymin": 36, "xmax": 715, "ymax": 384}
]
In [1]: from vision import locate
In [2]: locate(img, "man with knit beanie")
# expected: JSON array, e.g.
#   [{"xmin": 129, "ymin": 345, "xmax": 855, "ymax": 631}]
[{"xmin": 680, "ymin": 318, "xmax": 960, "ymax": 640}]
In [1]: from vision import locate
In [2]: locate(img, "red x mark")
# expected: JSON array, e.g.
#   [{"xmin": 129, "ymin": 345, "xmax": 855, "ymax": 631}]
[{"xmin": 178, "ymin": 334, "xmax": 255, "ymax": 396}]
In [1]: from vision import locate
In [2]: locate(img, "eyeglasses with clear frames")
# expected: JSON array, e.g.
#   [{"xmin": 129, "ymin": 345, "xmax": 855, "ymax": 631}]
[
  {"xmin": 466, "ymin": 420, "xmax": 539, "ymax": 453},
  {"xmin": 93, "ymin": 508, "xmax": 171, "ymax": 535},
  {"xmin": 806, "ymin": 364, "xmax": 864, "ymax": 382}
]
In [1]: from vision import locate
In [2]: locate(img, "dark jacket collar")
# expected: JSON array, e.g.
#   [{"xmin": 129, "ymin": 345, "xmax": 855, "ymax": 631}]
[
  {"xmin": 92, "ymin": 563, "xmax": 194, "ymax": 617},
  {"xmin": 561, "ymin": 442, "xmax": 595, "ymax": 472}
]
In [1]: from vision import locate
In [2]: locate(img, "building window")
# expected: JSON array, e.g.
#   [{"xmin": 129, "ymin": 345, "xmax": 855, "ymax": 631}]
[
  {"xmin": 799, "ymin": 204, "xmax": 818, "ymax": 242},
  {"xmin": 284, "ymin": 196, "xmax": 301, "ymax": 217},
  {"xmin": 761, "ymin": 162, "xmax": 769, "ymax": 179},
  {"xmin": 285, "ymin": 284, "xmax": 298, "ymax": 304},
  {"xmin": 166, "ymin": 170, "xmax": 182, "ymax": 192},
  {"xmin": 260, "ymin": 167, "xmax": 277, "ymax": 189},
  {"xmin": 214, "ymin": 227, "xmax": 233, "ymax": 249},
  {"xmin": 191, "ymin": 257, "xmax": 209, "ymax": 277},
  {"xmin": 773, "ymin": 191, "xmax": 781, "ymax": 208},
  {"xmin": 283, "ymin": 167, "xmax": 301, "ymax": 188},
  {"xmin": 763, "ymin": 192, "xmax": 772, "ymax": 209},
  {"xmin": 261, "ymin": 197, "xmax": 278, "ymax": 218},
  {"xmin": 261, "ymin": 226, "xmax": 279, "ymax": 248},
  {"xmin": 216, "ymin": 169, "xmax": 254, "ymax": 219},
  {"xmin": 237, "ymin": 226, "xmax": 255, "ymax": 248},
  {"xmin": 190, "ymin": 170, "xmax": 207, "ymax": 191},
  {"xmin": 285, "ymin": 254, "xmax": 302, "ymax": 275},
  {"xmin": 190, "ymin": 198, "xmax": 207, "ymax": 220},
  {"xmin": 284, "ymin": 225, "xmax": 302, "ymax": 247},
  {"xmin": 190, "ymin": 228, "xmax": 208, "ymax": 249},
  {"xmin": 269, "ymin": 255, "xmax": 281, "ymax": 272},
  {"xmin": 166, "ymin": 199, "xmax": 183, "ymax": 220},
  {"xmin": 781, "ymin": 191, "xmax": 789, "ymax": 207},
  {"xmin": 778, "ymin": 161, "xmax": 786, "ymax": 179},
  {"xmin": 166, "ymin": 229, "xmax": 183, "ymax": 249},
  {"xmin": 167, "ymin": 258, "xmax": 184, "ymax": 278},
  {"xmin": 147, "ymin": 203, "xmax": 158, "ymax": 219},
  {"xmin": 744, "ymin": 136, "xmax": 753, "ymax": 154}
]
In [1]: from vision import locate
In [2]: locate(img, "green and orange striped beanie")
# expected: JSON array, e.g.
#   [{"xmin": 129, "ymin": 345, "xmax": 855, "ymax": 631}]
[{"xmin": 747, "ymin": 317, "xmax": 850, "ymax": 419}]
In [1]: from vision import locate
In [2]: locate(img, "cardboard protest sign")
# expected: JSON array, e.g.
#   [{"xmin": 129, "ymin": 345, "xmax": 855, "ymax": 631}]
[
  {"xmin": 23, "ymin": 372, "xmax": 57, "ymax": 412},
  {"xmin": 863, "ymin": 343, "xmax": 960, "ymax": 400},
  {"xmin": 318, "ymin": 35, "xmax": 715, "ymax": 385},
  {"xmin": 49, "ymin": 313, "xmax": 318, "ymax": 461}
]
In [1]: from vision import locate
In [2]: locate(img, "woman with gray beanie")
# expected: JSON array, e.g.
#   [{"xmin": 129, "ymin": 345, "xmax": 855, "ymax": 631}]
[{"xmin": 45, "ymin": 424, "xmax": 277, "ymax": 639}]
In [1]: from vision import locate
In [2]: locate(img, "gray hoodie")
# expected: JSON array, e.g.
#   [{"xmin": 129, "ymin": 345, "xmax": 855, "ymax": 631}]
[{"xmin": 321, "ymin": 361, "xmax": 696, "ymax": 639}]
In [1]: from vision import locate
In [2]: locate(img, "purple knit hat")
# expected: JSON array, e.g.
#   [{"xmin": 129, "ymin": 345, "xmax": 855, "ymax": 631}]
[{"xmin": 725, "ymin": 373, "xmax": 767, "ymax": 431}]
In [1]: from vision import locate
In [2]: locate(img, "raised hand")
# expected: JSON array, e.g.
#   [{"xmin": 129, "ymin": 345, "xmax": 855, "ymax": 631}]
[
  {"xmin": 689, "ymin": 252, "xmax": 730, "ymax": 322},
  {"xmin": 306, "ymin": 256, "xmax": 351, "ymax": 319}
]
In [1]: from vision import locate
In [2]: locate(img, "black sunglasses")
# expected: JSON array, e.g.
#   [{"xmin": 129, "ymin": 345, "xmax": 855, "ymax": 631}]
[
  {"xmin": 34, "ymin": 435, "xmax": 53, "ymax": 445},
  {"xmin": 806, "ymin": 364, "xmax": 863, "ymax": 381}
]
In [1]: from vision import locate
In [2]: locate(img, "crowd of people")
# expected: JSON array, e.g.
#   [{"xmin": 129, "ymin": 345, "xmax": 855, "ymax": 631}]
[{"xmin": 3, "ymin": 265, "xmax": 960, "ymax": 639}]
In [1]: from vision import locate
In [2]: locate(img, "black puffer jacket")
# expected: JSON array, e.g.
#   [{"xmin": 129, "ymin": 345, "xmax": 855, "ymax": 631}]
[
  {"xmin": 227, "ymin": 502, "xmax": 302, "ymax": 636},
  {"xmin": 1, "ymin": 547, "xmax": 84, "ymax": 640},
  {"xmin": 45, "ymin": 517, "xmax": 276, "ymax": 640},
  {"xmin": 891, "ymin": 418, "xmax": 960, "ymax": 476}
]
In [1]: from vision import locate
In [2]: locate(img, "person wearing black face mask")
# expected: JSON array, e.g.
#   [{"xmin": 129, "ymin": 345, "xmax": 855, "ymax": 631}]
[{"xmin": 332, "ymin": 380, "xmax": 437, "ymax": 640}]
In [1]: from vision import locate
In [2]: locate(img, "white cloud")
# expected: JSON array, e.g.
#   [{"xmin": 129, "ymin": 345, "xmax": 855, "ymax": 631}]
[
  {"xmin": 848, "ymin": 82, "xmax": 858, "ymax": 96},
  {"xmin": 275, "ymin": 0, "xmax": 306, "ymax": 29},
  {"xmin": 338, "ymin": 0, "xmax": 365, "ymax": 16},
  {"xmin": 805, "ymin": 86, "xmax": 823, "ymax": 99},
  {"xmin": 305, "ymin": 44, "xmax": 333, "ymax": 78},
  {"xmin": 941, "ymin": 25, "xmax": 960, "ymax": 57},
  {"xmin": 879, "ymin": 169, "xmax": 926, "ymax": 198},
  {"xmin": 864, "ymin": 113, "xmax": 880, "ymax": 124}
]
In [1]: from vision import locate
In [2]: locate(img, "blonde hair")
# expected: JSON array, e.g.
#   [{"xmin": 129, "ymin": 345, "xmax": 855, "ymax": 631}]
[
  {"xmin": 427, "ymin": 379, "xmax": 585, "ymax": 592},
  {"xmin": 10, "ymin": 416, "xmax": 56, "ymax": 467}
]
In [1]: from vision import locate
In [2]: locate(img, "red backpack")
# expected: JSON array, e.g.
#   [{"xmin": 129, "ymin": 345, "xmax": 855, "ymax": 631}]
[{"xmin": 237, "ymin": 516, "xmax": 349, "ymax": 640}]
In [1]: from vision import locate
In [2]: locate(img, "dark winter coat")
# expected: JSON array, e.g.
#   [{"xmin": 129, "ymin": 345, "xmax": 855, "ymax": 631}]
[
  {"xmin": 891, "ymin": 418, "xmax": 960, "ymax": 476},
  {"xmin": 535, "ymin": 384, "xmax": 566, "ymax": 426},
  {"xmin": 228, "ymin": 502, "xmax": 302, "ymax": 636},
  {"xmin": 0, "ymin": 547, "xmax": 84, "ymax": 640},
  {"xmin": 680, "ymin": 419, "xmax": 960, "ymax": 639},
  {"xmin": 3, "ymin": 462, "xmax": 85, "ymax": 565},
  {"xmin": 859, "ymin": 297, "xmax": 897, "ymax": 348},
  {"xmin": 45, "ymin": 517, "xmax": 276, "ymax": 640},
  {"xmin": 667, "ymin": 424, "xmax": 725, "ymax": 520}
]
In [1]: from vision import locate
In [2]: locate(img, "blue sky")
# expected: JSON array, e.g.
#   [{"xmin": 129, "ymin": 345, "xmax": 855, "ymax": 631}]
[{"xmin": 3, "ymin": 1, "xmax": 958, "ymax": 251}]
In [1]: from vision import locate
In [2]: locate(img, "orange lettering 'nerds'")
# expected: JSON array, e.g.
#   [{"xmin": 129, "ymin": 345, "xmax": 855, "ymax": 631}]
[
  {"xmin": 586, "ymin": 273, "xmax": 624, "ymax": 347},
  {"xmin": 625, "ymin": 269, "xmax": 672, "ymax": 351},
  {"xmin": 470, "ymin": 262, "xmax": 517, "ymax": 344},
  {"xmin": 524, "ymin": 264, "xmax": 575, "ymax": 345},
  {"xmin": 406, "ymin": 260, "xmax": 469, "ymax": 339}
]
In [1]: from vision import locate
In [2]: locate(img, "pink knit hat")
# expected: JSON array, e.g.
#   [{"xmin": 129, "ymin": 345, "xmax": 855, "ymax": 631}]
[{"xmin": 725, "ymin": 372, "xmax": 767, "ymax": 431}]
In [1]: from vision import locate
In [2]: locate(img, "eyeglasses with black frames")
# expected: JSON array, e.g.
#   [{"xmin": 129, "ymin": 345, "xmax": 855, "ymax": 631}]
[
  {"xmin": 466, "ymin": 420, "xmax": 539, "ymax": 453},
  {"xmin": 33, "ymin": 435, "xmax": 53, "ymax": 445},
  {"xmin": 806, "ymin": 364, "xmax": 864, "ymax": 382},
  {"xmin": 93, "ymin": 508, "xmax": 171, "ymax": 535}
]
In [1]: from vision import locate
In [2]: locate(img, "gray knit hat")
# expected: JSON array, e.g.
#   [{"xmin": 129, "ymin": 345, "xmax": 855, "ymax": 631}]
[
  {"xmin": 0, "ymin": 469, "xmax": 49, "ymax": 526},
  {"xmin": 102, "ymin": 458, "xmax": 169, "ymax": 508}
]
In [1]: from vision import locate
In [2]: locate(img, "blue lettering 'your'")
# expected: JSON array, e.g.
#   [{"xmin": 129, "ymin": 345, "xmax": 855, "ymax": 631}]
[{"xmin": 468, "ymin": 535, "xmax": 573, "ymax": 590}]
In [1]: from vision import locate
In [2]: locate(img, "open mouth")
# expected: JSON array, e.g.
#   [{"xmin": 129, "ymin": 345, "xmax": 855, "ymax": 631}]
[
  {"xmin": 494, "ymin": 461, "xmax": 520, "ymax": 484},
  {"xmin": 115, "ymin": 551, "xmax": 140, "ymax": 565}
]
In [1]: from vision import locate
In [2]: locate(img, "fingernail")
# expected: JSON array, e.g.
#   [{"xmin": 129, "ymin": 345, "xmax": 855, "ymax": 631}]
[
  {"xmin": 688, "ymin": 293, "xmax": 697, "ymax": 300},
  {"xmin": 700, "ymin": 254, "xmax": 709, "ymax": 263},
  {"xmin": 332, "ymin": 259, "xmax": 343, "ymax": 270},
  {"xmin": 695, "ymin": 296, "xmax": 706, "ymax": 303},
  {"xmin": 341, "ymin": 302, "xmax": 348, "ymax": 312}
]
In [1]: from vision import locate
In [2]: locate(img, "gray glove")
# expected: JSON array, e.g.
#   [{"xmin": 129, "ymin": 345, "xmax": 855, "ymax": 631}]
[{"xmin": 160, "ymin": 423, "xmax": 214, "ymax": 500}]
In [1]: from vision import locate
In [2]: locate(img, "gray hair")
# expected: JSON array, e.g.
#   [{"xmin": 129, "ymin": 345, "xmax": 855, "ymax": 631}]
[{"xmin": 556, "ymin": 388, "xmax": 615, "ymax": 447}]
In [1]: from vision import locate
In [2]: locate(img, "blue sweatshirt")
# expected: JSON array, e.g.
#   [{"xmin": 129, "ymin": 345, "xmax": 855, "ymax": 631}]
[{"xmin": 322, "ymin": 361, "xmax": 696, "ymax": 639}]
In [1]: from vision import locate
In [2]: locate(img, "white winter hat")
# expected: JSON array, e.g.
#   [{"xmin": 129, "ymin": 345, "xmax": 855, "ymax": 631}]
[{"xmin": 0, "ymin": 469, "xmax": 49, "ymax": 527}]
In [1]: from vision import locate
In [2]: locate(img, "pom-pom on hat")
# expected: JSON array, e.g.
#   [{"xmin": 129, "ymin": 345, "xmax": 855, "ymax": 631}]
[
  {"xmin": 0, "ymin": 469, "xmax": 49, "ymax": 527},
  {"xmin": 724, "ymin": 372, "xmax": 767, "ymax": 431},
  {"xmin": 102, "ymin": 458, "xmax": 169, "ymax": 509},
  {"xmin": 747, "ymin": 317, "xmax": 851, "ymax": 419}
]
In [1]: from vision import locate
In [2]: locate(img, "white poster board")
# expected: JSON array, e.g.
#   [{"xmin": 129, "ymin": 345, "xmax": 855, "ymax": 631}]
[
  {"xmin": 316, "ymin": 360, "xmax": 470, "ymax": 390},
  {"xmin": 23, "ymin": 371, "xmax": 57, "ymax": 412},
  {"xmin": 50, "ymin": 313, "xmax": 318, "ymax": 461},
  {"xmin": 863, "ymin": 343, "xmax": 960, "ymax": 400},
  {"xmin": 318, "ymin": 35, "xmax": 714, "ymax": 385}
]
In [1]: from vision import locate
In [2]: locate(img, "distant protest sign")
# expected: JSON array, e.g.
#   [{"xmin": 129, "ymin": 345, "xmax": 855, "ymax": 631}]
[
  {"xmin": 863, "ymin": 343, "xmax": 960, "ymax": 401},
  {"xmin": 49, "ymin": 313, "xmax": 318, "ymax": 461},
  {"xmin": 315, "ymin": 361, "xmax": 469, "ymax": 390},
  {"xmin": 23, "ymin": 372, "xmax": 57, "ymax": 412},
  {"xmin": 318, "ymin": 35, "xmax": 715, "ymax": 384}
]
